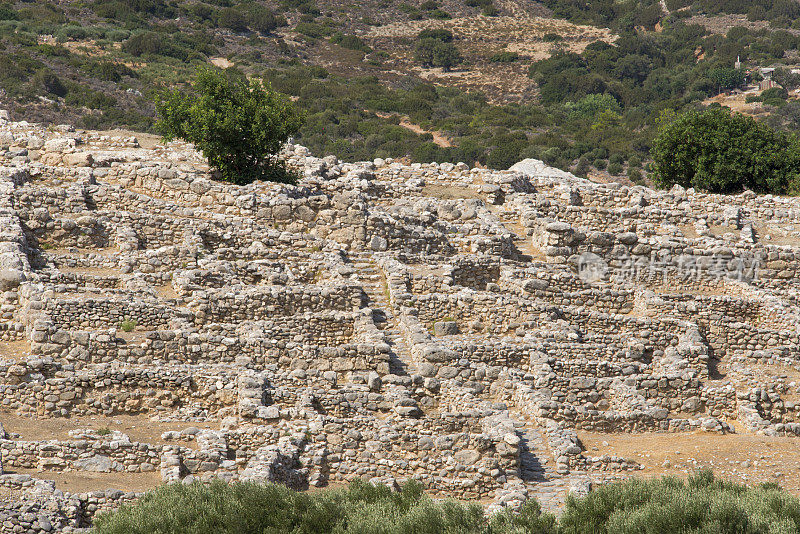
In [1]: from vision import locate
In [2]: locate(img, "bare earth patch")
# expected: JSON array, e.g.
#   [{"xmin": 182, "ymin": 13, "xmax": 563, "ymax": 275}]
[
  {"xmin": 0, "ymin": 411, "xmax": 214, "ymax": 446},
  {"xmin": 421, "ymin": 184, "xmax": 484, "ymax": 200},
  {"xmin": 580, "ymin": 430, "xmax": 800, "ymax": 492},
  {"xmin": 0, "ymin": 340, "xmax": 30, "ymax": 362},
  {"xmin": 6, "ymin": 469, "xmax": 162, "ymax": 494}
]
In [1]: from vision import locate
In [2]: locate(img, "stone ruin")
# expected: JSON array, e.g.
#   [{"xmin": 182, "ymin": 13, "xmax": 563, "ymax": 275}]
[{"xmin": 0, "ymin": 109, "xmax": 800, "ymax": 530}]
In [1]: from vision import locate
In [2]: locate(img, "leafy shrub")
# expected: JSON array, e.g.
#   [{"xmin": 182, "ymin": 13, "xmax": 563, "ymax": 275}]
[
  {"xmin": 708, "ymin": 66, "xmax": 746, "ymax": 91},
  {"xmin": 490, "ymin": 50, "xmax": 519, "ymax": 63},
  {"xmin": 653, "ymin": 106, "xmax": 800, "ymax": 194},
  {"xmin": 55, "ymin": 25, "xmax": 92, "ymax": 41},
  {"xmin": 246, "ymin": 5, "xmax": 284, "ymax": 34},
  {"xmin": 122, "ymin": 32, "xmax": 186, "ymax": 59},
  {"xmin": 33, "ymin": 70, "xmax": 67, "ymax": 97},
  {"xmin": 418, "ymin": 28, "xmax": 453, "ymax": 42},
  {"xmin": 414, "ymin": 38, "xmax": 462, "ymax": 70},
  {"xmin": 216, "ymin": 7, "xmax": 248, "ymax": 32},
  {"xmin": 105, "ymin": 29, "xmax": 131, "ymax": 42},
  {"xmin": 330, "ymin": 33, "xmax": 371, "ymax": 52},
  {"xmin": 574, "ymin": 156, "xmax": 590, "ymax": 176},
  {"xmin": 93, "ymin": 479, "xmax": 557, "ymax": 534},
  {"xmin": 83, "ymin": 60, "xmax": 137, "ymax": 82},
  {"xmin": 155, "ymin": 67, "xmax": 303, "ymax": 185},
  {"xmin": 295, "ymin": 22, "xmax": 333, "ymax": 39},
  {"xmin": 607, "ymin": 162, "xmax": 623, "ymax": 175},
  {"xmin": 119, "ymin": 320, "xmax": 137, "ymax": 332},
  {"xmin": 0, "ymin": 3, "xmax": 17, "ymax": 21},
  {"xmin": 564, "ymin": 93, "xmax": 620, "ymax": 118},
  {"xmin": 560, "ymin": 470, "xmax": 800, "ymax": 534},
  {"xmin": 35, "ymin": 44, "xmax": 70, "ymax": 58}
]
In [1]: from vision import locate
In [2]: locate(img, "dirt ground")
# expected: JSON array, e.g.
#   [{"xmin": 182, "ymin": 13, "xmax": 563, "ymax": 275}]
[
  {"xmin": 0, "ymin": 340, "xmax": 31, "ymax": 362},
  {"xmin": 421, "ymin": 183, "xmax": 484, "ymax": 200},
  {"xmin": 0, "ymin": 411, "xmax": 214, "ymax": 446},
  {"xmin": 0, "ymin": 412, "xmax": 218, "ymax": 493},
  {"xmin": 95, "ymin": 130, "xmax": 163, "ymax": 150},
  {"xmin": 6, "ymin": 469, "xmax": 162, "ymax": 493},
  {"xmin": 579, "ymin": 430, "xmax": 800, "ymax": 492}
]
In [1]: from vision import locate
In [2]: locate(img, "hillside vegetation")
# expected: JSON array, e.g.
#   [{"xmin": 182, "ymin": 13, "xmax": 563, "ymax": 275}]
[{"xmin": 4, "ymin": 0, "xmax": 800, "ymax": 181}]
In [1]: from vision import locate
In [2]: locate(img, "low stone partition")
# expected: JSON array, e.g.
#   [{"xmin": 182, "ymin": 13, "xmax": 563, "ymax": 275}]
[
  {"xmin": 0, "ymin": 362, "xmax": 241, "ymax": 418},
  {"xmin": 188, "ymin": 283, "xmax": 364, "ymax": 324},
  {"xmin": 1, "ymin": 437, "xmax": 160, "ymax": 473},
  {"xmin": 43, "ymin": 297, "xmax": 182, "ymax": 331}
]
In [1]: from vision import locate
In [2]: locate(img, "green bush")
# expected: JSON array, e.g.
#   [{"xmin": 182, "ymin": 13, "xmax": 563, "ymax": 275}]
[
  {"xmin": 92, "ymin": 479, "xmax": 556, "ymax": 534},
  {"xmin": 245, "ymin": 5, "xmax": 284, "ymax": 34},
  {"xmin": 417, "ymin": 28, "xmax": 453, "ymax": 42},
  {"xmin": 330, "ymin": 33, "xmax": 371, "ymax": 52},
  {"xmin": 607, "ymin": 162, "xmax": 623, "ymax": 175},
  {"xmin": 560, "ymin": 470, "xmax": 800, "ymax": 534},
  {"xmin": 429, "ymin": 9, "xmax": 452, "ymax": 19},
  {"xmin": 490, "ymin": 50, "xmax": 519, "ymax": 63},
  {"xmin": 0, "ymin": 3, "xmax": 17, "ymax": 21},
  {"xmin": 33, "ymin": 69, "xmax": 67, "ymax": 97},
  {"xmin": 295, "ymin": 22, "xmax": 333, "ymax": 39},
  {"xmin": 82, "ymin": 60, "xmax": 137, "ymax": 82},
  {"xmin": 122, "ymin": 32, "xmax": 186, "ymax": 59},
  {"xmin": 761, "ymin": 86, "xmax": 789, "ymax": 101},
  {"xmin": 414, "ymin": 38, "xmax": 462, "ymax": 70},
  {"xmin": 93, "ymin": 472, "xmax": 800, "ymax": 534},
  {"xmin": 119, "ymin": 320, "xmax": 137, "ymax": 332},
  {"xmin": 155, "ymin": 67, "xmax": 303, "ymax": 185},
  {"xmin": 653, "ymin": 106, "xmax": 800, "ymax": 194},
  {"xmin": 609, "ymin": 152, "xmax": 625, "ymax": 165},
  {"xmin": 216, "ymin": 7, "xmax": 248, "ymax": 32}
]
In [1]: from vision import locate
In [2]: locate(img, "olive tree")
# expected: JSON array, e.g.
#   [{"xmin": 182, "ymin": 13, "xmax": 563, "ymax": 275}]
[
  {"xmin": 155, "ymin": 67, "xmax": 303, "ymax": 185},
  {"xmin": 414, "ymin": 38, "xmax": 462, "ymax": 71},
  {"xmin": 652, "ymin": 106, "xmax": 800, "ymax": 194}
]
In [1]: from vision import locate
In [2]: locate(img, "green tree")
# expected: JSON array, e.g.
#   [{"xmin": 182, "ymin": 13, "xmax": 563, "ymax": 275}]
[
  {"xmin": 652, "ymin": 106, "xmax": 800, "ymax": 194},
  {"xmin": 217, "ymin": 7, "xmax": 247, "ymax": 32},
  {"xmin": 155, "ymin": 67, "xmax": 304, "ymax": 185},
  {"xmin": 414, "ymin": 38, "xmax": 462, "ymax": 71},
  {"xmin": 772, "ymin": 67, "xmax": 800, "ymax": 91},
  {"xmin": 33, "ymin": 70, "xmax": 67, "ymax": 97},
  {"xmin": 708, "ymin": 67, "xmax": 746, "ymax": 92}
]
